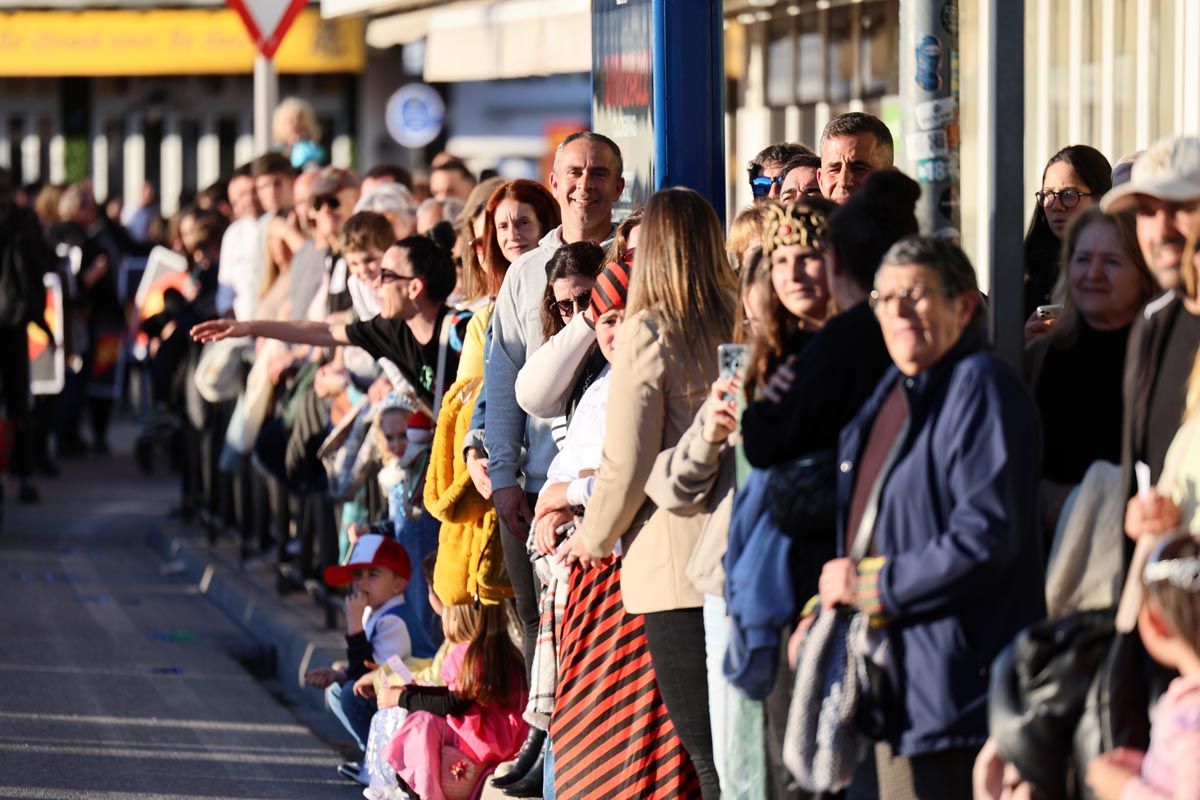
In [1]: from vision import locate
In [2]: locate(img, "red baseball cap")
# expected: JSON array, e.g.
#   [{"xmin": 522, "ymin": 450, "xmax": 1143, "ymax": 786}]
[{"xmin": 323, "ymin": 534, "xmax": 413, "ymax": 586}]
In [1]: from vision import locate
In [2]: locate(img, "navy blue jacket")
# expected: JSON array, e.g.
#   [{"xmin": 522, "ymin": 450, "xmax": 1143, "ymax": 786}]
[{"xmin": 837, "ymin": 327, "xmax": 1046, "ymax": 757}]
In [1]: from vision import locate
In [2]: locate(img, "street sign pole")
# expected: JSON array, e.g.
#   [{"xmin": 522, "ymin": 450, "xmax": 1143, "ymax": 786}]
[{"xmin": 254, "ymin": 54, "xmax": 278, "ymax": 155}]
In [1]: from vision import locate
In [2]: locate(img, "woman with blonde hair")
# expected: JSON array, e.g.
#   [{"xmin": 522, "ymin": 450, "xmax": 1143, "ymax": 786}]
[
  {"xmin": 568, "ymin": 186, "xmax": 737, "ymax": 799},
  {"xmin": 273, "ymin": 97, "xmax": 327, "ymax": 170}
]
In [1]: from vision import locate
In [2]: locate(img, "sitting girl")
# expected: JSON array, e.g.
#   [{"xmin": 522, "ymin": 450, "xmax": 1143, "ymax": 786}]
[
  {"xmin": 1087, "ymin": 533, "xmax": 1200, "ymax": 798},
  {"xmin": 371, "ymin": 602, "xmax": 528, "ymax": 800}
]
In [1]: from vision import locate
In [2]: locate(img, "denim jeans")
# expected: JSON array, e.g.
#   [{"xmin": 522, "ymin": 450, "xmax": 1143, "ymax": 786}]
[
  {"xmin": 327, "ymin": 677, "xmax": 377, "ymax": 751},
  {"xmin": 397, "ymin": 511, "xmax": 443, "ymax": 655},
  {"xmin": 543, "ymin": 736, "xmax": 555, "ymax": 800}
]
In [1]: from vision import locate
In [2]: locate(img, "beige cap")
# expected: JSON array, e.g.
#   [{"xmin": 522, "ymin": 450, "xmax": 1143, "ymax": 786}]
[{"xmin": 1101, "ymin": 135, "xmax": 1200, "ymax": 213}]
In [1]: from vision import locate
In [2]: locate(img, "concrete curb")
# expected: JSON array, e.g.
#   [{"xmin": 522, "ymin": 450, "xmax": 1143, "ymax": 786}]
[{"xmin": 146, "ymin": 524, "xmax": 345, "ymax": 716}]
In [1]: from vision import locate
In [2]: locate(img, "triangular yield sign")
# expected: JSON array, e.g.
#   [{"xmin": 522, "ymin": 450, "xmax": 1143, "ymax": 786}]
[{"xmin": 227, "ymin": 0, "xmax": 308, "ymax": 59}]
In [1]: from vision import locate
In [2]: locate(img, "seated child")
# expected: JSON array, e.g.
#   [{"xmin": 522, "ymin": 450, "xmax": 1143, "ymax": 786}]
[
  {"xmin": 1087, "ymin": 533, "xmax": 1200, "ymax": 799},
  {"xmin": 304, "ymin": 534, "xmax": 413, "ymax": 759},
  {"xmin": 377, "ymin": 603, "xmax": 529, "ymax": 800}
]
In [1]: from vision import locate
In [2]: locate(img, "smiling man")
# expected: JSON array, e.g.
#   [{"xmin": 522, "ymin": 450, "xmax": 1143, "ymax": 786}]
[{"xmin": 818, "ymin": 112, "xmax": 895, "ymax": 204}]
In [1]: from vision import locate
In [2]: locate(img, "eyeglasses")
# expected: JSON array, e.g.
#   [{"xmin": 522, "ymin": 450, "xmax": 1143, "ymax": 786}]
[
  {"xmin": 750, "ymin": 175, "xmax": 786, "ymax": 198},
  {"xmin": 868, "ymin": 285, "xmax": 948, "ymax": 315},
  {"xmin": 554, "ymin": 292, "xmax": 592, "ymax": 320},
  {"xmin": 313, "ymin": 195, "xmax": 342, "ymax": 212},
  {"xmin": 1035, "ymin": 188, "xmax": 1093, "ymax": 210},
  {"xmin": 378, "ymin": 269, "xmax": 417, "ymax": 285}
]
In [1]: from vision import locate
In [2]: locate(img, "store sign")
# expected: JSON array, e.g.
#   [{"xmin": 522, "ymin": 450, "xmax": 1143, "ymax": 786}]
[
  {"xmin": 385, "ymin": 84, "xmax": 445, "ymax": 149},
  {"xmin": 592, "ymin": 0, "xmax": 654, "ymax": 218},
  {"xmin": 0, "ymin": 9, "xmax": 364, "ymax": 76}
]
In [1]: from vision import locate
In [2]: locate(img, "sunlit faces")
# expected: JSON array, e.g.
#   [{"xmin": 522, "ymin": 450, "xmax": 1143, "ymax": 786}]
[
  {"xmin": 551, "ymin": 274, "xmax": 595, "ymax": 323},
  {"xmin": 1040, "ymin": 161, "xmax": 1096, "ymax": 239},
  {"xmin": 1134, "ymin": 196, "xmax": 1200, "ymax": 291},
  {"xmin": 429, "ymin": 168, "xmax": 473, "ymax": 202},
  {"xmin": 872, "ymin": 263, "xmax": 979, "ymax": 376},
  {"xmin": 373, "ymin": 246, "xmax": 422, "ymax": 321},
  {"xmin": 770, "ymin": 243, "xmax": 830, "ymax": 322},
  {"xmin": 1067, "ymin": 220, "xmax": 1145, "ymax": 330},
  {"xmin": 494, "ymin": 199, "xmax": 544, "ymax": 262},
  {"xmin": 345, "ymin": 246, "xmax": 385, "ymax": 287},
  {"xmin": 313, "ymin": 188, "xmax": 359, "ymax": 243},
  {"xmin": 255, "ymin": 172, "xmax": 293, "ymax": 215},
  {"xmin": 550, "ymin": 139, "xmax": 625, "ymax": 233},
  {"xmin": 595, "ymin": 308, "xmax": 624, "ymax": 362},
  {"xmin": 227, "ymin": 175, "xmax": 258, "ymax": 221},
  {"xmin": 780, "ymin": 166, "xmax": 821, "ymax": 203},
  {"xmin": 378, "ymin": 410, "xmax": 407, "ymax": 460},
  {"xmin": 352, "ymin": 564, "xmax": 408, "ymax": 609},
  {"xmin": 818, "ymin": 134, "xmax": 887, "ymax": 204}
]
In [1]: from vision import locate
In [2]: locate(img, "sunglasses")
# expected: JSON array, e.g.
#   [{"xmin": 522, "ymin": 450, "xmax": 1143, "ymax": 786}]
[
  {"xmin": 1035, "ymin": 188, "xmax": 1093, "ymax": 210},
  {"xmin": 750, "ymin": 175, "xmax": 785, "ymax": 197},
  {"xmin": 554, "ymin": 292, "xmax": 592, "ymax": 319},
  {"xmin": 378, "ymin": 269, "xmax": 417, "ymax": 285},
  {"xmin": 313, "ymin": 195, "xmax": 342, "ymax": 212}
]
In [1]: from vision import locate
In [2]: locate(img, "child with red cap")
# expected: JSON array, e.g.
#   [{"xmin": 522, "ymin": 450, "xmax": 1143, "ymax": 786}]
[{"xmin": 304, "ymin": 533, "xmax": 413, "ymax": 775}]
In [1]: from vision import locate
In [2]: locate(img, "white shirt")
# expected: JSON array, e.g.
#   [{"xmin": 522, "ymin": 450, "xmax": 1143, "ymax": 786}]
[
  {"xmin": 542, "ymin": 365, "xmax": 612, "ymax": 508},
  {"xmin": 217, "ymin": 216, "xmax": 264, "ymax": 321},
  {"xmin": 364, "ymin": 594, "xmax": 413, "ymax": 664}
]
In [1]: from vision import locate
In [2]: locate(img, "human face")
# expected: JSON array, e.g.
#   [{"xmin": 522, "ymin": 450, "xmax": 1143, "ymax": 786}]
[
  {"xmin": 373, "ymin": 246, "xmax": 421, "ymax": 320},
  {"xmin": 314, "ymin": 188, "xmax": 358, "ymax": 245},
  {"xmin": 494, "ymin": 199, "xmax": 543, "ymax": 263},
  {"xmin": 352, "ymin": 565, "xmax": 406, "ymax": 609},
  {"xmin": 227, "ymin": 176, "xmax": 257, "ymax": 220},
  {"xmin": 345, "ymin": 246, "xmax": 385, "ymax": 287},
  {"xmin": 1068, "ymin": 220, "xmax": 1144, "ymax": 330},
  {"xmin": 595, "ymin": 308, "xmax": 624, "ymax": 362},
  {"xmin": 819, "ymin": 134, "xmax": 887, "ymax": 204},
  {"xmin": 430, "ymin": 169, "xmax": 472, "ymax": 201},
  {"xmin": 255, "ymin": 172, "xmax": 293, "ymax": 215},
  {"xmin": 780, "ymin": 167, "xmax": 821, "ymax": 203},
  {"xmin": 1040, "ymin": 161, "xmax": 1096, "ymax": 239},
  {"xmin": 770, "ymin": 243, "xmax": 830, "ymax": 322},
  {"xmin": 751, "ymin": 161, "xmax": 787, "ymax": 201},
  {"xmin": 292, "ymin": 172, "xmax": 317, "ymax": 232},
  {"xmin": 416, "ymin": 205, "xmax": 443, "ymax": 236},
  {"xmin": 872, "ymin": 263, "xmax": 979, "ymax": 376},
  {"xmin": 1134, "ymin": 195, "xmax": 1200, "ymax": 291},
  {"xmin": 379, "ymin": 412, "xmax": 407, "ymax": 459},
  {"xmin": 551, "ymin": 274, "xmax": 595, "ymax": 324},
  {"xmin": 550, "ymin": 139, "xmax": 625, "ymax": 236}
]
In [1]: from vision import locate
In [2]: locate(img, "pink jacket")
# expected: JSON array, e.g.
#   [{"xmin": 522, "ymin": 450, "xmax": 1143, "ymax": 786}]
[{"xmin": 1122, "ymin": 676, "xmax": 1200, "ymax": 800}]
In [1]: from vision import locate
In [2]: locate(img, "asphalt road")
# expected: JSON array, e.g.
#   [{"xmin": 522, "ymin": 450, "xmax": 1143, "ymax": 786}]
[{"xmin": 0, "ymin": 424, "xmax": 356, "ymax": 800}]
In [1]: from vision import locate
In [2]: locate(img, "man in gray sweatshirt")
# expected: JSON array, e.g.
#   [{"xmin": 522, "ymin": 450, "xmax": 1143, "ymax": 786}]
[{"xmin": 485, "ymin": 132, "xmax": 624, "ymax": 671}]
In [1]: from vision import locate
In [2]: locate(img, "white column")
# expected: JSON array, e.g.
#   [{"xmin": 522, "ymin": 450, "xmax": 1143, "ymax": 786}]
[
  {"xmin": 160, "ymin": 114, "xmax": 182, "ymax": 218},
  {"xmin": 1067, "ymin": 0, "xmax": 1084, "ymax": 144},
  {"xmin": 21, "ymin": 115, "xmax": 40, "ymax": 183},
  {"xmin": 198, "ymin": 115, "xmax": 220, "ymax": 189},
  {"xmin": 1034, "ymin": 0, "xmax": 1051, "ymax": 175},
  {"xmin": 1175, "ymin": 0, "xmax": 1187, "ymax": 134},
  {"xmin": 49, "ymin": 132, "xmax": 65, "ymax": 184},
  {"xmin": 974, "ymin": 0, "xmax": 993, "ymax": 291},
  {"xmin": 784, "ymin": 105, "xmax": 801, "ymax": 143},
  {"xmin": 0, "ymin": 116, "xmax": 10, "ymax": 170},
  {"xmin": 123, "ymin": 114, "xmax": 145, "ymax": 214},
  {"xmin": 91, "ymin": 128, "xmax": 108, "ymax": 204},
  {"xmin": 1136, "ymin": 0, "xmax": 1153, "ymax": 147},
  {"xmin": 1182, "ymin": 0, "xmax": 1200, "ymax": 133},
  {"xmin": 1100, "ymin": 0, "xmax": 1117, "ymax": 158},
  {"xmin": 235, "ymin": 114, "xmax": 255, "ymax": 167}
]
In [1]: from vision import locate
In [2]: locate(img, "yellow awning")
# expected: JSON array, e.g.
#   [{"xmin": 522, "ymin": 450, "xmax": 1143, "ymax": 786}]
[{"xmin": 0, "ymin": 8, "xmax": 365, "ymax": 76}]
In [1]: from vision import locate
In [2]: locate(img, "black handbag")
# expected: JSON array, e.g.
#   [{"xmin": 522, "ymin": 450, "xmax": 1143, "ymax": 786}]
[{"xmin": 766, "ymin": 449, "xmax": 837, "ymax": 535}]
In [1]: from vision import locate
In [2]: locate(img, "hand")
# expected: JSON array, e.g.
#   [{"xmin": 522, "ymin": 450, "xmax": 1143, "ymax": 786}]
[
  {"xmin": 566, "ymin": 531, "xmax": 596, "ymax": 569},
  {"xmin": 492, "ymin": 486, "xmax": 533, "ymax": 539},
  {"xmin": 266, "ymin": 351, "xmax": 297, "ymax": 385},
  {"xmin": 368, "ymin": 377, "xmax": 393, "ymax": 405},
  {"xmin": 818, "ymin": 558, "xmax": 858, "ymax": 610},
  {"xmin": 787, "ymin": 614, "xmax": 816, "ymax": 670},
  {"xmin": 534, "ymin": 509, "xmax": 573, "ymax": 556},
  {"xmin": 344, "ymin": 588, "xmax": 369, "ymax": 635},
  {"xmin": 1125, "ymin": 492, "xmax": 1181, "ymax": 541},
  {"xmin": 347, "ymin": 523, "xmax": 367, "ymax": 546},
  {"xmin": 303, "ymin": 667, "xmax": 345, "ymax": 690},
  {"xmin": 761, "ymin": 355, "xmax": 798, "ymax": 404},
  {"xmin": 352, "ymin": 667, "xmax": 379, "ymax": 699},
  {"xmin": 535, "ymin": 482, "xmax": 571, "ymax": 518},
  {"xmin": 191, "ymin": 318, "xmax": 250, "ymax": 343},
  {"xmin": 702, "ymin": 377, "xmax": 740, "ymax": 444},
  {"xmin": 1024, "ymin": 312, "xmax": 1054, "ymax": 345},
  {"xmin": 1086, "ymin": 750, "xmax": 1139, "ymax": 800},
  {"xmin": 466, "ymin": 448, "xmax": 492, "ymax": 499}
]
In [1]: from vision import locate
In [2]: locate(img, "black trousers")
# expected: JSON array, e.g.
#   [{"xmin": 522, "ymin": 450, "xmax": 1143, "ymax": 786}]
[
  {"xmin": 497, "ymin": 491, "xmax": 540, "ymax": 677},
  {"xmin": 642, "ymin": 607, "xmax": 720, "ymax": 800},
  {"xmin": 0, "ymin": 325, "xmax": 32, "ymax": 478}
]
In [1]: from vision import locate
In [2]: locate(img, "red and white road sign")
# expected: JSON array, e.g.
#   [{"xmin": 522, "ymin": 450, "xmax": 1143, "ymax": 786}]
[{"xmin": 227, "ymin": 0, "xmax": 307, "ymax": 59}]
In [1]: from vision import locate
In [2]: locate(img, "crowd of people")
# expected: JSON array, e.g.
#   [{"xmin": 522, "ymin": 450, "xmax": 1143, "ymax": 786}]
[{"xmin": 2, "ymin": 93, "xmax": 1199, "ymax": 800}]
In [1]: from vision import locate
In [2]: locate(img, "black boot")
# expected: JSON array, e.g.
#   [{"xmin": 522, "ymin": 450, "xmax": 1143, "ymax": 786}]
[
  {"xmin": 490, "ymin": 727, "xmax": 546, "ymax": 788},
  {"xmin": 501, "ymin": 748, "xmax": 546, "ymax": 798}
]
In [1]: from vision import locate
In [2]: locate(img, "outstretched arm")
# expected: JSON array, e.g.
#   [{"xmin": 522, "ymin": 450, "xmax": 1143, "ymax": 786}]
[{"xmin": 191, "ymin": 317, "xmax": 347, "ymax": 348}]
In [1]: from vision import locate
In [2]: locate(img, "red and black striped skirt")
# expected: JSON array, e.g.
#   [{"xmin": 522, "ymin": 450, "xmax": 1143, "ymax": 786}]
[{"xmin": 550, "ymin": 556, "xmax": 700, "ymax": 799}]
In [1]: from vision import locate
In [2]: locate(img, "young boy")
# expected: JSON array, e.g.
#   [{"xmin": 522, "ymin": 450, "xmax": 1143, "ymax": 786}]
[{"xmin": 305, "ymin": 534, "xmax": 413, "ymax": 758}]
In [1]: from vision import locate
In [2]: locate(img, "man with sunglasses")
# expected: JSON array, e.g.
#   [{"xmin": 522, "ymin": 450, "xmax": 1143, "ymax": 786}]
[
  {"xmin": 747, "ymin": 142, "xmax": 814, "ymax": 203},
  {"xmin": 1101, "ymin": 137, "xmax": 1200, "ymax": 502}
]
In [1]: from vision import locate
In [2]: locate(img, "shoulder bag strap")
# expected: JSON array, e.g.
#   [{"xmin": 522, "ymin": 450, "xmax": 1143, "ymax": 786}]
[
  {"xmin": 432, "ymin": 312, "xmax": 453, "ymax": 419},
  {"xmin": 849, "ymin": 416, "xmax": 912, "ymax": 563}
]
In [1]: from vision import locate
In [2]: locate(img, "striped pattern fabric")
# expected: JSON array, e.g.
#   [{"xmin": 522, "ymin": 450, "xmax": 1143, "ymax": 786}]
[
  {"xmin": 588, "ymin": 260, "xmax": 632, "ymax": 319},
  {"xmin": 551, "ymin": 557, "xmax": 701, "ymax": 799}
]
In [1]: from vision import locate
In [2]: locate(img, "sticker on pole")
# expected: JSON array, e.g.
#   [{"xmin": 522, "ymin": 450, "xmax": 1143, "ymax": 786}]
[
  {"xmin": 385, "ymin": 84, "xmax": 445, "ymax": 149},
  {"xmin": 906, "ymin": 129, "xmax": 949, "ymax": 161},
  {"xmin": 914, "ymin": 97, "xmax": 957, "ymax": 131},
  {"xmin": 227, "ymin": 0, "xmax": 307, "ymax": 59}
]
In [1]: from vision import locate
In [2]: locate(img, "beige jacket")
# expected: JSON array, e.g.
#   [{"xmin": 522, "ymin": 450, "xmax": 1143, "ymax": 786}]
[{"xmin": 578, "ymin": 310, "xmax": 717, "ymax": 614}]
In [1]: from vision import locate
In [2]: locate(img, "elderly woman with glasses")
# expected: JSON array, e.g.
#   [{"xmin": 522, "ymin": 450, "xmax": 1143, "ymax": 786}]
[{"xmin": 814, "ymin": 236, "xmax": 1045, "ymax": 799}]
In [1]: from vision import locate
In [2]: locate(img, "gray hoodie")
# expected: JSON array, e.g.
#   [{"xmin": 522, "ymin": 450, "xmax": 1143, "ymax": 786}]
[{"xmin": 485, "ymin": 225, "xmax": 613, "ymax": 494}]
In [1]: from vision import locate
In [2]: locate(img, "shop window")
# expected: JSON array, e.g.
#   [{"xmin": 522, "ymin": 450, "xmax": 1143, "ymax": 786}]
[
  {"xmin": 796, "ymin": 13, "xmax": 823, "ymax": 104},
  {"xmin": 766, "ymin": 17, "xmax": 796, "ymax": 108},
  {"xmin": 860, "ymin": 2, "xmax": 897, "ymax": 97}
]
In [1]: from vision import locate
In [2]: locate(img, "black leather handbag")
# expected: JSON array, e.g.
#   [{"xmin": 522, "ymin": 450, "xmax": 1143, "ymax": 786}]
[{"xmin": 766, "ymin": 449, "xmax": 838, "ymax": 536}]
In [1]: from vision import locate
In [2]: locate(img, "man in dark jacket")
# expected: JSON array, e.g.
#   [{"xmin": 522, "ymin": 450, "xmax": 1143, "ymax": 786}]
[{"xmin": 817, "ymin": 236, "xmax": 1044, "ymax": 798}]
